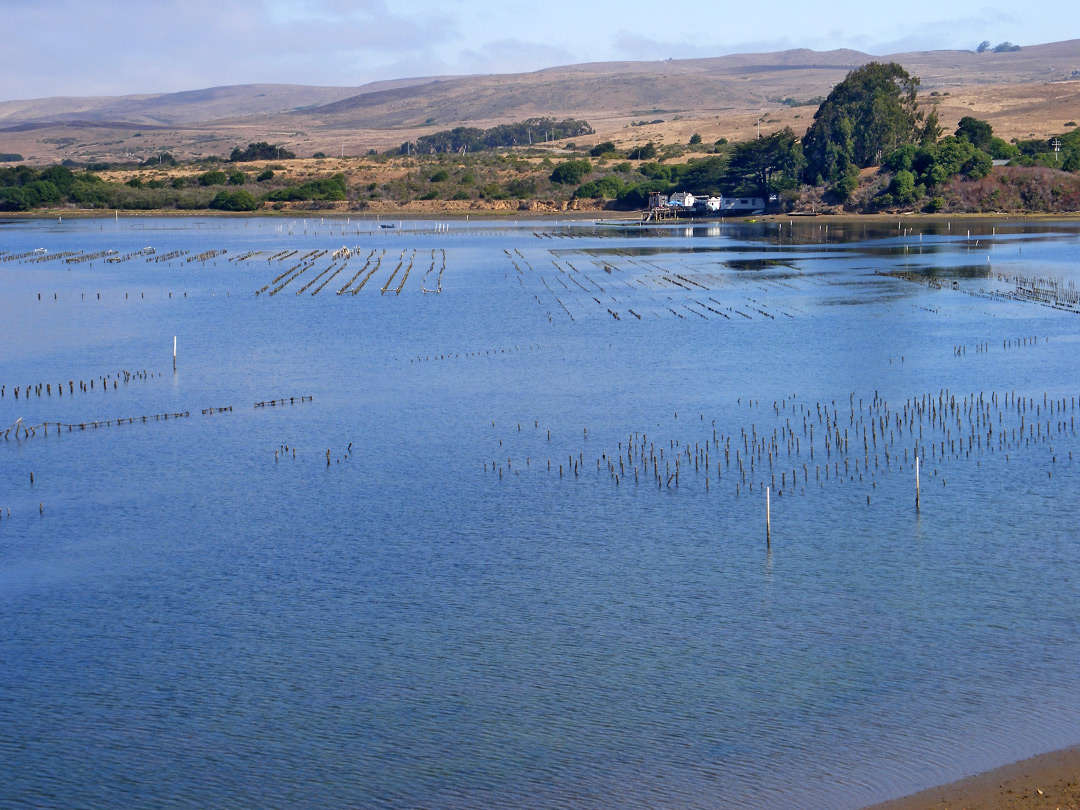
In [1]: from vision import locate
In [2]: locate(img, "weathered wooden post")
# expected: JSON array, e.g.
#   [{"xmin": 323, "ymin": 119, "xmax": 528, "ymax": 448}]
[
  {"xmin": 915, "ymin": 454, "xmax": 921, "ymax": 510},
  {"xmin": 766, "ymin": 486, "xmax": 771, "ymax": 546}
]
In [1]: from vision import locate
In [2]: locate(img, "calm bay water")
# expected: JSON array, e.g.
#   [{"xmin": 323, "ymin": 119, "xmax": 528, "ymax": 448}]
[{"xmin": 1, "ymin": 215, "xmax": 1078, "ymax": 810}]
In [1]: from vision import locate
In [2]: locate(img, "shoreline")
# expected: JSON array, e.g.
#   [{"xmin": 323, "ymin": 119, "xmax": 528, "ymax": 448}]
[
  {"xmin": 862, "ymin": 745, "xmax": 1080, "ymax": 810},
  {"xmin": 2, "ymin": 208, "xmax": 1080, "ymax": 223}
]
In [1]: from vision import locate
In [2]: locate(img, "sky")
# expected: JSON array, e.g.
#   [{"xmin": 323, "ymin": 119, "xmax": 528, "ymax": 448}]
[{"xmin": 3, "ymin": 0, "xmax": 1078, "ymax": 101}]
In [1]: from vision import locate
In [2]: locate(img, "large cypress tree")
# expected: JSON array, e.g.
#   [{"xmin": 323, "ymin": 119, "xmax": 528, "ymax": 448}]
[{"xmin": 802, "ymin": 62, "xmax": 927, "ymax": 187}]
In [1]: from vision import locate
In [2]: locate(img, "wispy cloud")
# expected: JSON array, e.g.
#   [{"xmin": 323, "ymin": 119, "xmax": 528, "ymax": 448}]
[
  {"xmin": 0, "ymin": 0, "xmax": 1074, "ymax": 100},
  {"xmin": 0, "ymin": 0, "xmax": 460, "ymax": 98}
]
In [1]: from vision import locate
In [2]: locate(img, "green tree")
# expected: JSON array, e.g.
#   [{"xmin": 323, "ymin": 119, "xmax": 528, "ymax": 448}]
[
  {"xmin": 887, "ymin": 169, "xmax": 918, "ymax": 204},
  {"xmin": 589, "ymin": 141, "xmax": 616, "ymax": 156},
  {"xmin": 987, "ymin": 137, "xmax": 1019, "ymax": 160},
  {"xmin": 198, "ymin": 170, "xmax": 228, "ymax": 186},
  {"xmin": 803, "ymin": 62, "xmax": 924, "ymax": 185},
  {"xmin": 955, "ymin": 116, "xmax": 993, "ymax": 150},
  {"xmin": 680, "ymin": 156, "xmax": 727, "ymax": 194},
  {"xmin": 721, "ymin": 127, "xmax": 804, "ymax": 199},
  {"xmin": 689, "ymin": 133, "xmax": 703, "ymax": 145},
  {"xmin": 209, "ymin": 190, "xmax": 258, "ymax": 211},
  {"xmin": 574, "ymin": 175, "xmax": 625, "ymax": 199},
  {"xmin": 0, "ymin": 187, "xmax": 29, "ymax": 211},
  {"xmin": 230, "ymin": 142, "xmax": 294, "ymax": 161},
  {"xmin": 627, "ymin": 142, "xmax": 657, "ymax": 160},
  {"xmin": 905, "ymin": 135, "xmax": 991, "ymax": 187},
  {"xmin": 265, "ymin": 174, "xmax": 347, "ymax": 202},
  {"xmin": 550, "ymin": 159, "xmax": 591, "ymax": 185},
  {"xmin": 505, "ymin": 178, "xmax": 537, "ymax": 197},
  {"xmin": 227, "ymin": 170, "xmax": 246, "ymax": 185},
  {"xmin": 40, "ymin": 165, "xmax": 75, "ymax": 194},
  {"xmin": 919, "ymin": 109, "xmax": 942, "ymax": 146}
]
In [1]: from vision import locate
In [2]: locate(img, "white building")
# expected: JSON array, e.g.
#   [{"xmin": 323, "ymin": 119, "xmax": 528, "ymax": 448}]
[
  {"xmin": 718, "ymin": 196, "xmax": 766, "ymax": 215},
  {"xmin": 667, "ymin": 191, "xmax": 696, "ymax": 208}
]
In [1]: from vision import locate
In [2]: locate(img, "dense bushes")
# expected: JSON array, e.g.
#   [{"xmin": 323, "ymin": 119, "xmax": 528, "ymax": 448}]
[
  {"xmin": 229, "ymin": 142, "xmax": 294, "ymax": 161},
  {"xmin": 403, "ymin": 118, "xmax": 594, "ymax": 154},
  {"xmin": 209, "ymin": 190, "xmax": 258, "ymax": 211},
  {"xmin": 198, "ymin": 170, "xmax": 228, "ymax": 186},
  {"xmin": 550, "ymin": 160, "xmax": 591, "ymax": 185},
  {"xmin": 265, "ymin": 174, "xmax": 347, "ymax": 202}
]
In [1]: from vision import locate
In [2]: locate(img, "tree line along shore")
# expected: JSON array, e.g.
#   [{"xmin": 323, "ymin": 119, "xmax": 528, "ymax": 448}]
[{"xmin": 2, "ymin": 64, "xmax": 1079, "ymax": 217}]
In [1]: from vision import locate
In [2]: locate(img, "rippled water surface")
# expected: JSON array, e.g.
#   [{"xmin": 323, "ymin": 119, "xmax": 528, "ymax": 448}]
[{"xmin": 2, "ymin": 216, "xmax": 1079, "ymax": 810}]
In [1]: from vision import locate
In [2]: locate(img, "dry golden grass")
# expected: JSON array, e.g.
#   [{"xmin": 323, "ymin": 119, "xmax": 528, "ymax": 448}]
[{"xmin": 3, "ymin": 43, "xmax": 1078, "ymax": 165}]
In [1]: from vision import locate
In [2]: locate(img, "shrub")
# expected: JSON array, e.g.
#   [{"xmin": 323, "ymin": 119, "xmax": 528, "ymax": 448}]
[
  {"xmin": 265, "ymin": 174, "xmax": 347, "ymax": 202},
  {"xmin": 198, "ymin": 170, "xmax": 228, "ymax": 186},
  {"xmin": 549, "ymin": 159, "xmax": 591, "ymax": 185},
  {"xmin": 209, "ymin": 190, "xmax": 258, "ymax": 211},
  {"xmin": 230, "ymin": 143, "xmax": 294, "ymax": 161},
  {"xmin": 888, "ymin": 170, "xmax": 918, "ymax": 204},
  {"xmin": 505, "ymin": 178, "xmax": 537, "ymax": 197},
  {"xmin": 256, "ymin": 169, "xmax": 274, "ymax": 182},
  {"xmin": 627, "ymin": 142, "xmax": 657, "ymax": 160},
  {"xmin": 429, "ymin": 169, "xmax": 450, "ymax": 182}
]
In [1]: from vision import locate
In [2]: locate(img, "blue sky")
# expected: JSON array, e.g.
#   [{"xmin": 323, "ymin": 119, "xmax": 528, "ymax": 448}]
[{"xmin": 3, "ymin": 0, "xmax": 1077, "ymax": 100}]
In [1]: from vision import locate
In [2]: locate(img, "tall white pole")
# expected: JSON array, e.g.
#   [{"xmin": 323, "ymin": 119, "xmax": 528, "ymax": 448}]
[{"xmin": 173, "ymin": 336, "xmax": 177, "ymax": 370}]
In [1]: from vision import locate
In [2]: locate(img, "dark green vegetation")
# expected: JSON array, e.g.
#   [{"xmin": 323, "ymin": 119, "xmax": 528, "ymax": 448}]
[
  {"xmin": 0, "ymin": 153, "xmax": 24, "ymax": 163},
  {"xmin": 866, "ymin": 116, "xmax": 1080, "ymax": 212},
  {"xmin": 976, "ymin": 40, "xmax": 1022, "ymax": 53},
  {"xmin": 229, "ymin": 142, "xmax": 295, "ymax": 162},
  {"xmin": 401, "ymin": 118, "xmax": 594, "ymax": 155},
  {"xmin": 208, "ymin": 190, "xmax": 258, "ymax": 211},
  {"xmin": 2, "ymin": 78, "xmax": 1079, "ymax": 215},
  {"xmin": 802, "ymin": 62, "xmax": 938, "ymax": 197},
  {"xmin": 0, "ymin": 158, "xmax": 343, "ymax": 212},
  {"xmin": 265, "ymin": 175, "xmax": 347, "ymax": 202}
]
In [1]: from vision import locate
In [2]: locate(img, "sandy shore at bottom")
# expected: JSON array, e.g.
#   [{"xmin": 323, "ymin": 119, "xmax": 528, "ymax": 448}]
[{"xmin": 863, "ymin": 746, "xmax": 1080, "ymax": 810}]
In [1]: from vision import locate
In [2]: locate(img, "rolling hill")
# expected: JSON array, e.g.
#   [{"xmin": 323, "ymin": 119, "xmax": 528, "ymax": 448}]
[{"xmin": 2, "ymin": 41, "xmax": 1078, "ymax": 164}]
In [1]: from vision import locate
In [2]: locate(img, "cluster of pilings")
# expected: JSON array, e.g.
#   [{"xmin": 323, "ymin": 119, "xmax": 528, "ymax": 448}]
[
  {"xmin": 254, "ymin": 396, "xmax": 312, "ymax": 408},
  {"xmin": 4, "ymin": 411, "xmax": 191, "ymax": 440},
  {"xmin": 483, "ymin": 390, "xmax": 1078, "ymax": 505},
  {"xmin": 1, "ymin": 370, "xmax": 158, "ymax": 401},
  {"xmin": 505, "ymin": 247, "xmax": 803, "ymax": 323},
  {"xmin": 420, "ymin": 249, "xmax": 446, "ymax": 293},
  {"xmin": 409, "ymin": 345, "xmax": 542, "ymax": 363}
]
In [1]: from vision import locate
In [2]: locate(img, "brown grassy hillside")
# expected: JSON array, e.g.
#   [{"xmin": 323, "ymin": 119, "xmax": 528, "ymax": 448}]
[{"xmin": 1, "ymin": 41, "xmax": 1078, "ymax": 165}]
